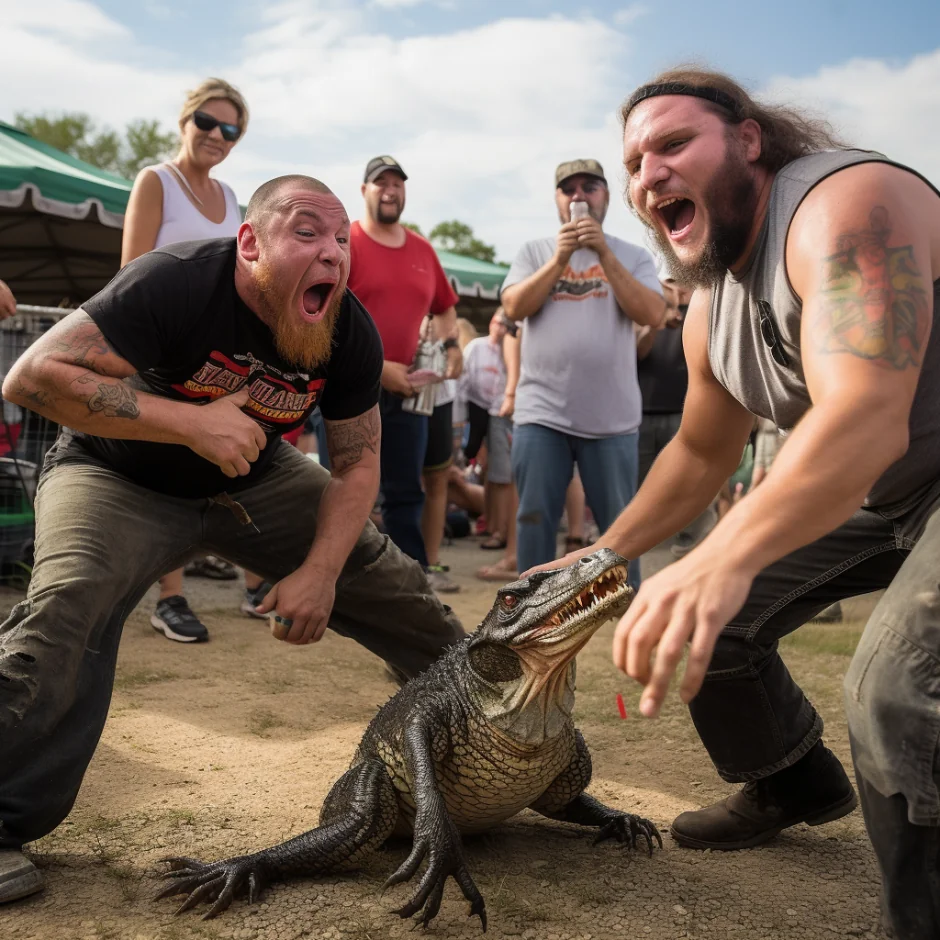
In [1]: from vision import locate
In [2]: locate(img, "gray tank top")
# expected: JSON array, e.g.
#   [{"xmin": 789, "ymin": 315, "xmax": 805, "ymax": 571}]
[{"xmin": 708, "ymin": 149, "xmax": 940, "ymax": 514}]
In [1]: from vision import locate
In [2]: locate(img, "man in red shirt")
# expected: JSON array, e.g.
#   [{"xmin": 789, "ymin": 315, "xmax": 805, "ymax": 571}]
[{"xmin": 348, "ymin": 156, "xmax": 461, "ymax": 572}]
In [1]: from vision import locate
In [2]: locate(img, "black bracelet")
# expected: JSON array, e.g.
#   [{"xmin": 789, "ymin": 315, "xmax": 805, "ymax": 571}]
[{"xmin": 442, "ymin": 338, "xmax": 459, "ymax": 350}]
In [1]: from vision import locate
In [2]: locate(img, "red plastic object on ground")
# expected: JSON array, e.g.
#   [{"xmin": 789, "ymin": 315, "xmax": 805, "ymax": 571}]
[{"xmin": 616, "ymin": 693, "xmax": 627, "ymax": 720}]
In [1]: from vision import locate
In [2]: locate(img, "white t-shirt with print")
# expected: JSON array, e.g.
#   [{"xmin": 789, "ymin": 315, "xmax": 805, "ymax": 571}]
[
  {"xmin": 459, "ymin": 337, "xmax": 507, "ymax": 413},
  {"xmin": 502, "ymin": 235, "xmax": 662, "ymax": 438}
]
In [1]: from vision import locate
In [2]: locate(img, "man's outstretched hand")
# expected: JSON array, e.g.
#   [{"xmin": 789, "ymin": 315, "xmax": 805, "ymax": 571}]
[{"xmin": 612, "ymin": 548, "xmax": 755, "ymax": 718}]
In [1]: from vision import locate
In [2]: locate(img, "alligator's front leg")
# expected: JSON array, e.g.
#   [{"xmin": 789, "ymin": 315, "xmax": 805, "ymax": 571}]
[
  {"xmin": 384, "ymin": 717, "xmax": 487, "ymax": 931},
  {"xmin": 530, "ymin": 730, "xmax": 663, "ymax": 855},
  {"xmin": 157, "ymin": 758, "xmax": 398, "ymax": 919}
]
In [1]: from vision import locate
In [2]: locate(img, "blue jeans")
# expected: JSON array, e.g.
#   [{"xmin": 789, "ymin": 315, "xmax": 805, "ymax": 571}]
[
  {"xmin": 379, "ymin": 391, "xmax": 429, "ymax": 566},
  {"xmin": 511, "ymin": 423, "xmax": 639, "ymax": 585}
]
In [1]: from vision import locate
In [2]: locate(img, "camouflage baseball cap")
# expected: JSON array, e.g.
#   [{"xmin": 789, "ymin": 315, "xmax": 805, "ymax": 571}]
[
  {"xmin": 555, "ymin": 158, "xmax": 607, "ymax": 188},
  {"xmin": 364, "ymin": 155, "xmax": 408, "ymax": 183}
]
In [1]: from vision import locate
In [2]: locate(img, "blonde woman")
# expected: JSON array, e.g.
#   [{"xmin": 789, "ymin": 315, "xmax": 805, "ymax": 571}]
[{"xmin": 122, "ymin": 77, "xmax": 253, "ymax": 643}]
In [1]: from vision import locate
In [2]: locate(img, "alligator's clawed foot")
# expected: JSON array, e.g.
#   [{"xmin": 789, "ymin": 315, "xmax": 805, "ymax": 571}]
[
  {"xmin": 383, "ymin": 828, "xmax": 487, "ymax": 931},
  {"xmin": 593, "ymin": 813, "xmax": 663, "ymax": 857},
  {"xmin": 156, "ymin": 854, "xmax": 268, "ymax": 919}
]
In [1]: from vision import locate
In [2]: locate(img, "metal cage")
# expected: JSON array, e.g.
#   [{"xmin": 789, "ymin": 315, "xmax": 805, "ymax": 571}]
[{"xmin": 0, "ymin": 305, "xmax": 71, "ymax": 580}]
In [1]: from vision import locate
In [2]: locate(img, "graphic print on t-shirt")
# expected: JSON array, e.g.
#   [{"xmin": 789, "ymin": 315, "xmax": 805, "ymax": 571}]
[
  {"xmin": 551, "ymin": 263, "xmax": 610, "ymax": 302},
  {"xmin": 172, "ymin": 350, "xmax": 325, "ymax": 431}
]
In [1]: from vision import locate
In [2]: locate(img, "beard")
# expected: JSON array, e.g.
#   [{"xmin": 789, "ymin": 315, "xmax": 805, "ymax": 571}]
[
  {"xmin": 649, "ymin": 143, "xmax": 759, "ymax": 289},
  {"xmin": 372, "ymin": 196, "xmax": 403, "ymax": 224},
  {"xmin": 254, "ymin": 261, "xmax": 343, "ymax": 370}
]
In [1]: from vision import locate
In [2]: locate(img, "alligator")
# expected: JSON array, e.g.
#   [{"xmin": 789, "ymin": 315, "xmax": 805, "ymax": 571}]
[{"xmin": 158, "ymin": 549, "xmax": 662, "ymax": 930}]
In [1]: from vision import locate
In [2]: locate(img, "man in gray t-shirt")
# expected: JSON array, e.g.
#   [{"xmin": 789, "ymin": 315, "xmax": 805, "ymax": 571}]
[{"xmin": 501, "ymin": 159, "xmax": 665, "ymax": 579}]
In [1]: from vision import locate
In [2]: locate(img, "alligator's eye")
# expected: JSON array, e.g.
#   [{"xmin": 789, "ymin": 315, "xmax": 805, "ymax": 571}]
[{"xmin": 502, "ymin": 594, "xmax": 517, "ymax": 609}]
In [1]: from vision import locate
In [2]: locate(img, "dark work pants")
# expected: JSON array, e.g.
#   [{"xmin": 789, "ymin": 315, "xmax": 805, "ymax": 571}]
[
  {"xmin": 694, "ymin": 495, "xmax": 940, "ymax": 939},
  {"xmin": 379, "ymin": 391, "xmax": 429, "ymax": 567},
  {"xmin": 0, "ymin": 443, "xmax": 464, "ymax": 848}
]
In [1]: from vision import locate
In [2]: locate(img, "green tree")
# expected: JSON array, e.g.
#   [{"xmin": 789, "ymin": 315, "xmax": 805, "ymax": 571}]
[
  {"xmin": 14, "ymin": 111, "xmax": 177, "ymax": 180},
  {"xmin": 429, "ymin": 219, "xmax": 496, "ymax": 264},
  {"xmin": 401, "ymin": 221, "xmax": 424, "ymax": 235}
]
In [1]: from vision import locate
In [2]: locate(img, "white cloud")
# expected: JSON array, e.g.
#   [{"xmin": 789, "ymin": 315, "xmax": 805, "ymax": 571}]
[
  {"xmin": 10, "ymin": 1, "xmax": 938, "ymax": 270},
  {"xmin": 0, "ymin": 0, "xmax": 130, "ymax": 40},
  {"xmin": 613, "ymin": 4, "xmax": 647, "ymax": 27},
  {"xmin": 763, "ymin": 49, "xmax": 940, "ymax": 189}
]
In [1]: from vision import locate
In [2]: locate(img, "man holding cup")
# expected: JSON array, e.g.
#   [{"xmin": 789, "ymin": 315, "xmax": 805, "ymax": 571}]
[
  {"xmin": 501, "ymin": 159, "xmax": 665, "ymax": 583},
  {"xmin": 348, "ymin": 156, "xmax": 461, "ymax": 574}
]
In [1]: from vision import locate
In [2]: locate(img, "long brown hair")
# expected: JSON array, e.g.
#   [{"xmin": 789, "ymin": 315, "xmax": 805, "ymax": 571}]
[{"xmin": 621, "ymin": 66, "xmax": 848, "ymax": 172}]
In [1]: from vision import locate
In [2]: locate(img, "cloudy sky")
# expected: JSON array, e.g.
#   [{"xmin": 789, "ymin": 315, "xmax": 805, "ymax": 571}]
[{"xmin": 2, "ymin": 0, "xmax": 938, "ymax": 264}]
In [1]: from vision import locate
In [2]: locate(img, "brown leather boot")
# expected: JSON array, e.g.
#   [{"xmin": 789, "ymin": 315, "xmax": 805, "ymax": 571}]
[{"xmin": 671, "ymin": 743, "xmax": 858, "ymax": 850}]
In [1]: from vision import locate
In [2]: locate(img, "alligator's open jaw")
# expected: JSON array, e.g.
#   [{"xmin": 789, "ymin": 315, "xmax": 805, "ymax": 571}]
[
  {"xmin": 544, "ymin": 564, "xmax": 630, "ymax": 629},
  {"xmin": 517, "ymin": 563, "xmax": 632, "ymax": 649}
]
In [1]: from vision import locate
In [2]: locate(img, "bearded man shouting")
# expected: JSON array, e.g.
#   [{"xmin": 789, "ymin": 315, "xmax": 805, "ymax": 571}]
[
  {"xmin": 539, "ymin": 69, "xmax": 940, "ymax": 939},
  {"xmin": 0, "ymin": 175, "xmax": 464, "ymax": 903}
]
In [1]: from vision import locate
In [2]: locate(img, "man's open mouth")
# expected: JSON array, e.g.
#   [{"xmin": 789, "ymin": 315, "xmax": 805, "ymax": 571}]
[
  {"xmin": 655, "ymin": 196, "xmax": 696, "ymax": 239},
  {"xmin": 301, "ymin": 282, "xmax": 336, "ymax": 322}
]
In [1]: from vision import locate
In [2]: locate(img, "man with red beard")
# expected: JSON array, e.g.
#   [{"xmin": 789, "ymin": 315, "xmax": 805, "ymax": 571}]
[
  {"xmin": 348, "ymin": 156, "xmax": 462, "ymax": 589},
  {"xmin": 542, "ymin": 70, "xmax": 940, "ymax": 938},
  {"xmin": 0, "ymin": 175, "xmax": 464, "ymax": 904}
]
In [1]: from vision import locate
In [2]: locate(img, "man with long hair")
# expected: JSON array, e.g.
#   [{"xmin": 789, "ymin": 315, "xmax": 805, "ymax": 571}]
[
  {"xmin": 546, "ymin": 68, "xmax": 940, "ymax": 938},
  {"xmin": 0, "ymin": 175, "xmax": 463, "ymax": 905}
]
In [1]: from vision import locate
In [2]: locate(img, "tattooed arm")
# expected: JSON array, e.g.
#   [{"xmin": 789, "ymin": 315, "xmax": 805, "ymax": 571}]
[
  {"xmin": 256, "ymin": 405, "xmax": 381, "ymax": 645},
  {"xmin": 609, "ymin": 163, "xmax": 939, "ymax": 717},
  {"xmin": 1, "ymin": 310, "xmax": 268, "ymax": 477},
  {"xmin": 2, "ymin": 311, "xmax": 182, "ymax": 441},
  {"xmin": 709, "ymin": 163, "xmax": 936, "ymax": 575}
]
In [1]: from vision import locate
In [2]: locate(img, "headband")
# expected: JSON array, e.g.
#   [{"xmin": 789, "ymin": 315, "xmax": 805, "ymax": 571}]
[{"xmin": 623, "ymin": 82, "xmax": 742, "ymax": 121}]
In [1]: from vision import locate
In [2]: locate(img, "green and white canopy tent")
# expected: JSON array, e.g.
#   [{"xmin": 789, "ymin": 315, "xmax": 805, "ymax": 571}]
[
  {"xmin": 0, "ymin": 122, "xmax": 509, "ymax": 318},
  {"xmin": 0, "ymin": 121, "xmax": 130, "ymax": 307}
]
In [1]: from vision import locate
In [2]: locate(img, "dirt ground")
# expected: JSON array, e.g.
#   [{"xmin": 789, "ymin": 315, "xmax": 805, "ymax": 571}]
[{"xmin": 1, "ymin": 534, "xmax": 886, "ymax": 940}]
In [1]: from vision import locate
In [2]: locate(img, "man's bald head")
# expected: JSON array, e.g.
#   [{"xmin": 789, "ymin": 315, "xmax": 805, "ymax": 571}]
[{"xmin": 246, "ymin": 175, "xmax": 335, "ymax": 232}]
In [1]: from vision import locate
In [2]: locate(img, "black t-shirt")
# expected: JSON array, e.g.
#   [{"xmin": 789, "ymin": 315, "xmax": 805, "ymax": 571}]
[
  {"xmin": 50, "ymin": 239, "xmax": 383, "ymax": 497},
  {"xmin": 637, "ymin": 320, "xmax": 687, "ymax": 415}
]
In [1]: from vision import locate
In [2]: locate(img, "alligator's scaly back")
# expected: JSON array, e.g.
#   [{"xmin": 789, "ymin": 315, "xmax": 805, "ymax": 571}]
[{"xmin": 158, "ymin": 550, "xmax": 660, "ymax": 930}]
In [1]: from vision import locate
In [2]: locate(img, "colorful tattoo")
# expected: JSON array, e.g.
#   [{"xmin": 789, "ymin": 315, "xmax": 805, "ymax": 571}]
[{"xmin": 814, "ymin": 206, "xmax": 928, "ymax": 370}]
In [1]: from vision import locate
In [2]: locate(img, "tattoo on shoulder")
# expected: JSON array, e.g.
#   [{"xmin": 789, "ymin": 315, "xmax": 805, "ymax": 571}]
[
  {"xmin": 813, "ymin": 206, "xmax": 929, "ymax": 370},
  {"xmin": 325, "ymin": 407, "xmax": 380, "ymax": 473}
]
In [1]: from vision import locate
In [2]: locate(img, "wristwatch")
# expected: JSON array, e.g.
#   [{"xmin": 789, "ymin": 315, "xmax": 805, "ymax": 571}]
[{"xmin": 442, "ymin": 338, "xmax": 459, "ymax": 350}]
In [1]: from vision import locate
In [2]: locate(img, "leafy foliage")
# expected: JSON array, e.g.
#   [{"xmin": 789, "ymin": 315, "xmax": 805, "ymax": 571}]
[
  {"xmin": 429, "ymin": 219, "xmax": 496, "ymax": 263},
  {"xmin": 14, "ymin": 112, "xmax": 177, "ymax": 180}
]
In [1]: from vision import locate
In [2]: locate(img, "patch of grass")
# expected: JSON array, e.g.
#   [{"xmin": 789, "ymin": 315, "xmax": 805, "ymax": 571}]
[
  {"xmin": 165, "ymin": 808, "xmax": 197, "ymax": 827},
  {"xmin": 780, "ymin": 621, "xmax": 865, "ymax": 657},
  {"xmin": 248, "ymin": 708, "xmax": 287, "ymax": 737},
  {"xmin": 113, "ymin": 668, "xmax": 179, "ymax": 691}
]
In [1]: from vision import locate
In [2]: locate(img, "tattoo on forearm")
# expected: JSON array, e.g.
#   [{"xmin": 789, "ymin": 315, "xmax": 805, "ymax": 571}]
[
  {"xmin": 72, "ymin": 373, "xmax": 140, "ymax": 419},
  {"xmin": 325, "ymin": 407, "xmax": 380, "ymax": 473},
  {"xmin": 87, "ymin": 382, "xmax": 140, "ymax": 419},
  {"xmin": 13, "ymin": 380, "xmax": 54, "ymax": 412},
  {"xmin": 813, "ymin": 206, "xmax": 929, "ymax": 370}
]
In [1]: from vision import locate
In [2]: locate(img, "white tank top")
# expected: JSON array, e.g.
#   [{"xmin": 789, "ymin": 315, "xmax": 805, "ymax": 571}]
[{"xmin": 147, "ymin": 163, "xmax": 241, "ymax": 248}]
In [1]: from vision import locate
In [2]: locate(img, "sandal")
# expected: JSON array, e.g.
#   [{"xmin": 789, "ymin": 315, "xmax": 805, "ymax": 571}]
[
  {"xmin": 476, "ymin": 560, "xmax": 519, "ymax": 582},
  {"xmin": 480, "ymin": 535, "xmax": 507, "ymax": 550}
]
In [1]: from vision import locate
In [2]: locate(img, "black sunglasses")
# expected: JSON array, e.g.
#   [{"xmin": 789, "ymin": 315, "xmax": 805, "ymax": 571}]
[
  {"xmin": 757, "ymin": 300, "xmax": 790, "ymax": 368},
  {"xmin": 192, "ymin": 110, "xmax": 241, "ymax": 142}
]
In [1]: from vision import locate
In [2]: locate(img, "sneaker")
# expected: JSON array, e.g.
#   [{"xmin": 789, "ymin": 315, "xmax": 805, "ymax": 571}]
[
  {"xmin": 0, "ymin": 850, "xmax": 43, "ymax": 904},
  {"xmin": 183, "ymin": 554, "xmax": 238, "ymax": 580},
  {"xmin": 241, "ymin": 582, "xmax": 273, "ymax": 619},
  {"xmin": 151, "ymin": 596, "xmax": 209, "ymax": 643},
  {"xmin": 426, "ymin": 564, "xmax": 460, "ymax": 594},
  {"xmin": 670, "ymin": 742, "xmax": 857, "ymax": 850}
]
